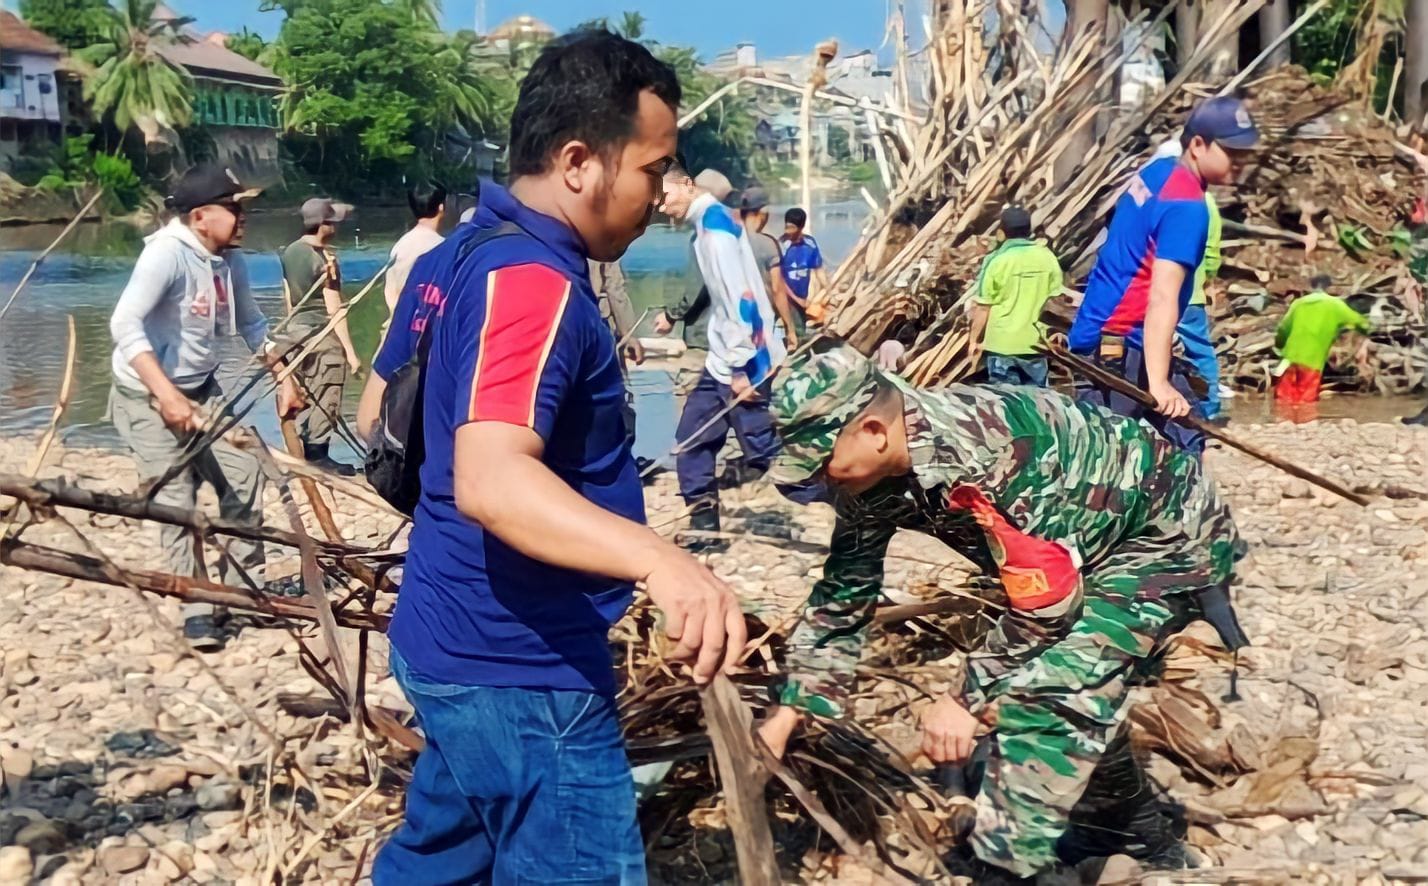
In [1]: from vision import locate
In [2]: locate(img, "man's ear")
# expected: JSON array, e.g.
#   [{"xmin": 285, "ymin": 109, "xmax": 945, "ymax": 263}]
[
  {"xmin": 556, "ymin": 140, "xmax": 595, "ymax": 193},
  {"xmin": 860, "ymin": 415, "xmax": 892, "ymax": 452}
]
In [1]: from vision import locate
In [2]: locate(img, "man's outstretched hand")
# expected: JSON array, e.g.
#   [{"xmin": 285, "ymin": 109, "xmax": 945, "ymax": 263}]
[
  {"xmin": 643, "ymin": 547, "xmax": 746, "ymax": 685},
  {"xmin": 921, "ymin": 694, "xmax": 980, "ymax": 764}
]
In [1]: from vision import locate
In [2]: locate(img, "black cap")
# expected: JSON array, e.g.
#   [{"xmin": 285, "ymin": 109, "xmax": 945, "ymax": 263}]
[
  {"xmin": 1000, "ymin": 205, "xmax": 1032, "ymax": 237},
  {"xmin": 165, "ymin": 164, "xmax": 261, "ymax": 213}
]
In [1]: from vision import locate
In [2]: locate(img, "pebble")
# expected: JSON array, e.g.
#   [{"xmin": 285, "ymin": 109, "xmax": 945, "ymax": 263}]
[
  {"xmin": 195, "ymin": 781, "xmax": 241, "ymax": 812},
  {"xmin": 98, "ymin": 845, "xmax": 149, "ymax": 876},
  {"xmin": 0, "ymin": 847, "xmax": 32, "ymax": 885}
]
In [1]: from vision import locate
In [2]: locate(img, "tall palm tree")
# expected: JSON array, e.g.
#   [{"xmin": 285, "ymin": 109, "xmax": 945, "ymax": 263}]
[
  {"xmin": 432, "ymin": 30, "xmax": 512, "ymax": 138},
  {"xmin": 618, "ymin": 11, "xmax": 646, "ymax": 41},
  {"xmin": 397, "ymin": 0, "xmax": 442, "ymax": 25},
  {"xmin": 80, "ymin": 0, "xmax": 194, "ymax": 146}
]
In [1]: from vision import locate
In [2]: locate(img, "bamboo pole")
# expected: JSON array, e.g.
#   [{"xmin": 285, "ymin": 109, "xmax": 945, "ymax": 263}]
[
  {"xmin": 1041, "ymin": 344, "xmax": 1371, "ymax": 506},
  {"xmin": 0, "ymin": 189, "xmax": 104, "ymax": 325},
  {"xmin": 0, "ymin": 538, "xmax": 390, "ymax": 631}
]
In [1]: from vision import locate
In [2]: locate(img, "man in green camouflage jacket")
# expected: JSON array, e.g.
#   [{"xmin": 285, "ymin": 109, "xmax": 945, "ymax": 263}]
[{"xmin": 757, "ymin": 343, "xmax": 1245, "ymax": 880}]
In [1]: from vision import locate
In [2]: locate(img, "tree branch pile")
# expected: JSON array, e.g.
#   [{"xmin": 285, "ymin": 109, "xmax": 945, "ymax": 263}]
[{"xmin": 823, "ymin": 0, "xmax": 1426, "ymax": 396}]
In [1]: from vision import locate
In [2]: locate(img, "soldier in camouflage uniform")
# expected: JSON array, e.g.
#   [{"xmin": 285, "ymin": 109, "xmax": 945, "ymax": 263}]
[{"xmin": 758, "ymin": 343, "xmax": 1245, "ymax": 879}]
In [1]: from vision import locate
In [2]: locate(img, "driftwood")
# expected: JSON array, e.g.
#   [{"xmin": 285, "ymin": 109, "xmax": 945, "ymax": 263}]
[
  {"xmin": 0, "ymin": 538, "xmax": 389, "ymax": 631},
  {"xmin": 700, "ymin": 675, "xmax": 780, "ymax": 885}
]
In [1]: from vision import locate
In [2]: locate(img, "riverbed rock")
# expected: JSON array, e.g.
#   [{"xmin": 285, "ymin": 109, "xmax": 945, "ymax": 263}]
[
  {"xmin": 0, "ymin": 846, "xmax": 31, "ymax": 885},
  {"xmin": 98, "ymin": 844, "xmax": 149, "ymax": 876}
]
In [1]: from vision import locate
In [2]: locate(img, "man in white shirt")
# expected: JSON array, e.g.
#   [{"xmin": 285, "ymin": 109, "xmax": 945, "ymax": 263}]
[
  {"xmin": 658, "ymin": 164, "xmax": 787, "ymax": 550},
  {"xmin": 384, "ymin": 182, "xmax": 447, "ymax": 320}
]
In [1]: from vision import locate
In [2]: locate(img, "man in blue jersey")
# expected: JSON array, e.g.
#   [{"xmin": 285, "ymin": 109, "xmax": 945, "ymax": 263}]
[
  {"xmin": 371, "ymin": 31, "xmax": 745, "ymax": 885},
  {"xmin": 780, "ymin": 206, "xmax": 827, "ymax": 326},
  {"xmin": 1068, "ymin": 97, "xmax": 1259, "ymax": 453}
]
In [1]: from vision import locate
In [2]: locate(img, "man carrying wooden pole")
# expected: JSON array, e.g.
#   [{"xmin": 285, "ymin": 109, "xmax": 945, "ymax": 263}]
[{"xmin": 1067, "ymin": 96, "xmax": 1260, "ymax": 455}]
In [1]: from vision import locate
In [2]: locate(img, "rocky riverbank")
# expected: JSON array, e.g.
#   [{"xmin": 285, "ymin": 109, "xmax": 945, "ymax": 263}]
[{"xmin": 0, "ymin": 417, "xmax": 1425, "ymax": 883}]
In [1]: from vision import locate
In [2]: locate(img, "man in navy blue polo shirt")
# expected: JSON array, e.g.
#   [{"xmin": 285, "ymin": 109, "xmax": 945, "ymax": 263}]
[{"xmin": 372, "ymin": 31, "xmax": 746, "ymax": 885}]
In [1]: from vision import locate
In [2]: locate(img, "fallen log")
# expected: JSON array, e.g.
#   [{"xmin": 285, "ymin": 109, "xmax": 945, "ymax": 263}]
[
  {"xmin": 1041, "ymin": 344, "xmax": 1371, "ymax": 506},
  {"xmin": 0, "ymin": 538, "xmax": 390, "ymax": 632},
  {"xmin": 0, "ymin": 473, "xmax": 361, "ymax": 553}
]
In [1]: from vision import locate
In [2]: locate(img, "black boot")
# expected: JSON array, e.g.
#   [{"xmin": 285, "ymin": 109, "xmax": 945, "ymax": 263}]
[
  {"xmin": 1403, "ymin": 404, "xmax": 1428, "ymax": 426},
  {"xmin": 677, "ymin": 501, "xmax": 726, "ymax": 554},
  {"xmin": 1055, "ymin": 731, "xmax": 1188, "ymax": 872},
  {"xmin": 304, "ymin": 441, "xmax": 356, "ymax": 477},
  {"xmin": 718, "ymin": 459, "xmax": 767, "ymax": 489}
]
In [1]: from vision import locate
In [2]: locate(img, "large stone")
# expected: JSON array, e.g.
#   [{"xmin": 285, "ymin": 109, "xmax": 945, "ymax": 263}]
[
  {"xmin": 97, "ymin": 845, "xmax": 149, "ymax": 876},
  {"xmin": 0, "ymin": 846, "xmax": 32, "ymax": 885},
  {"xmin": 13, "ymin": 819, "xmax": 65, "ymax": 854}
]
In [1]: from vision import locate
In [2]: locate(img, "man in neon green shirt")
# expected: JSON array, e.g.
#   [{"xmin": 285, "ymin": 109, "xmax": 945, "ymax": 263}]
[
  {"xmin": 1176, "ymin": 192, "xmax": 1224, "ymax": 420},
  {"xmin": 968, "ymin": 207, "xmax": 1063, "ymax": 386},
  {"xmin": 1274, "ymin": 274, "xmax": 1371, "ymax": 410}
]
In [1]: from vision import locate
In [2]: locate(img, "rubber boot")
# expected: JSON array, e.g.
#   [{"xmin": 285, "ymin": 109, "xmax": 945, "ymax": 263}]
[
  {"xmin": 677, "ymin": 500, "xmax": 726, "ymax": 554},
  {"xmin": 1403, "ymin": 404, "xmax": 1428, "ymax": 426},
  {"xmin": 304, "ymin": 441, "xmax": 356, "ymax": 477}
]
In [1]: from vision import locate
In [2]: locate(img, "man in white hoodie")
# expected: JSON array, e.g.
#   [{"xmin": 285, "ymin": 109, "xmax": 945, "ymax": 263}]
[
  {"xmin": 659, "ymin": 164, "xmax": 788, "ymax": 548},
  {"xmin": 109, "ymin": 165, "xmax": 302, "ymax": 650}
]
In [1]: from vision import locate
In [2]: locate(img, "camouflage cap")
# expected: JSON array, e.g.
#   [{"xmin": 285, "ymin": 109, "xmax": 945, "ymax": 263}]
[{"xmin": 769, "ymin": 342, "xmax": 883, "ymax": 484}]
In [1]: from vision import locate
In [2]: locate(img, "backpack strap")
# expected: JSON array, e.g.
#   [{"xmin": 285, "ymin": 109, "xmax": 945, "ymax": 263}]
[{"xmin": 411, "ymin": 220, "xmax": 529, "ymax": 362}]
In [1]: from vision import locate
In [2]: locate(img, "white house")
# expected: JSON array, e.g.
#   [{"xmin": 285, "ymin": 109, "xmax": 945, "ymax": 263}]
[{"xmin": 0, "ymin": 11, "xmax": 65, "ymax": 170}]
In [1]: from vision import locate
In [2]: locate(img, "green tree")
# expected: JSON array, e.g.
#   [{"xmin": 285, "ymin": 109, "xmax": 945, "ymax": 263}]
[
  {"xmin": 561, "ymin": 13, "xmax": 758, "ymax": 181},
  {"xmin": 18, "ymin": 0, "xmax": 109, "ymax": 51},
  {"xmin": 657, "ymin": 44, "xmax": 756, "ymax": 180},
  {"xmin": 271, "ymin": 0, "xmax": 506, "ymax": 188},
  {"xmin": 80, "ymin": 0, "xmax": 195, "ymax": 145},
  {"xmin": 617, "ymin": 11, "xmax": 646, "ymax": 40},
  {"xmin": 395, "ymin": 0, "xmax": 442, "ymax": 24},
  {"xmin": 226, "ymin": 27, "xmax": 269, "ymax": 63}
]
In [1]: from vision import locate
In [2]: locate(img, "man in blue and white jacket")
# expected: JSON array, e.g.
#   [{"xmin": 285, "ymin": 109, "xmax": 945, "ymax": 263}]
[
  {"xmin": 659, "ymin": 164, "xmax": 788, "ymax": 548},
  {"xmin": 109, "ymin": 164, "xmax": 301, "ymax": 649}
]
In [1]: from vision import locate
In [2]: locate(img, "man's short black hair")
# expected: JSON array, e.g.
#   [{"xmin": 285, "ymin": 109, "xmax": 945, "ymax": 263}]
[
  {"xmin": 508, "ymin": 29, "xmax": 680, "ymax": 177},
  {"xmin": 785, "ymin": 207, "xmax": 807, "ymax": 228},
  {"xmin": 408, "ymin": 181, "xmax": 447, "ymax": 220},
  {"xmin": 303, "ymin": 222, "xmax": 322, "ymax": 236},
  {"xmin": 1309, "ymin": 273, "xmax": 1332, "ymax": 290},
  {"xmin": 1001, "ymin": 206, "xmax": 1032, "ymax": 239}
]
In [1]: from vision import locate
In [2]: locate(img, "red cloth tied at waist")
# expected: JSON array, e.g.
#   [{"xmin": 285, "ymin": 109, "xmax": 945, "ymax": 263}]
[{"xmin": 945, "ymin": 485, "xmax": 1079, "ymax": 611}]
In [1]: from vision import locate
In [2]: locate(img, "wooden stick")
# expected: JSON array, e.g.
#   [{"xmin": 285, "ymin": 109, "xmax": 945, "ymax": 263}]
[
  {"xmin": 0, "ymin": 472, "xmax": 361, "ymax": 552},
  {"xmin": 0, "ymin": 189, "xmax": 104, "ymax": 324},
  {"xmin": 0, "ymin": 538, "xmax": 389, "ymax": 631},
  {"xmin": 1222, "ymin": 0, "xmax": 1330, "ymax": 95},
  {"xmin": 700, "ymin": 675, "xmax": 780, "ymax": 886},
  {"xmin": 1041, "ymin": 344, "xmax": 1370, "ymax": 506}
]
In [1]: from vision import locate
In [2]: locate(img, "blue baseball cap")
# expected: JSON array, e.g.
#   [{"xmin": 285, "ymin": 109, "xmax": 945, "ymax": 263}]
[{"xmin": 1183, "ymin": 96, "xmax": 1260, "ymax": 149}]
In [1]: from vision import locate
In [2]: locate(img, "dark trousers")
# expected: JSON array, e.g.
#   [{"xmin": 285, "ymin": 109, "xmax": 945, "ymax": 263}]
[
  {"xmin": 1074, "ymin": 343, "xmax": 1205, "ymax": 455},
  {"xmin": 674, "ymin": 369, "xmax": 780, "ymax": 504}
]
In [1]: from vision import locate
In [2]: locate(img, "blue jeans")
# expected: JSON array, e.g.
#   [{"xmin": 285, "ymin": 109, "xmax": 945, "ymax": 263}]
[
  {"xmin": 373, "ymin": 650, "xmax": 645, "ymax": 885},
  {"xmin": 986, "ymin": 353, "xmax": 1049, "ymax": 387},
  {"xmin": 674, "ymin": 368, "xmax": 780, "ymax": 504},
  {"xmin": 1176, "ymin": 305, "xmax": 1222, "ymax": 419}
]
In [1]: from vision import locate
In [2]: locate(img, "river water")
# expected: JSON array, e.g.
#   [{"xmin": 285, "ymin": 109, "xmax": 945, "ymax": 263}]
[
  {"xmin": 3, "ymin": 197, "xmax": 1422, "ymax": 466},
  {"xmin": 0, "ymin": 196, "xmax": 870, "ymax": 461}
]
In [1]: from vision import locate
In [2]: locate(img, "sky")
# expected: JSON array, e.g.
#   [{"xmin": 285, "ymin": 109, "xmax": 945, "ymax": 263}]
[{"xmin": 174, "ymin": 0, "xmax": 914, "ymax": 63}]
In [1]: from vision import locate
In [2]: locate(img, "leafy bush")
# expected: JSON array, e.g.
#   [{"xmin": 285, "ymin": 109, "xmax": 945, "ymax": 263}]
[{"xmin": 35, "ymin": 133, "xmax": 145, "ymax": 212}]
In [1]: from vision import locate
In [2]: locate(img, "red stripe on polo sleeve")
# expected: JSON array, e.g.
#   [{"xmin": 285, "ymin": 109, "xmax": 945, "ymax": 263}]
[{"xmin": 467, "ymin": 263, "xmax": 572, "ymax": 427}]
